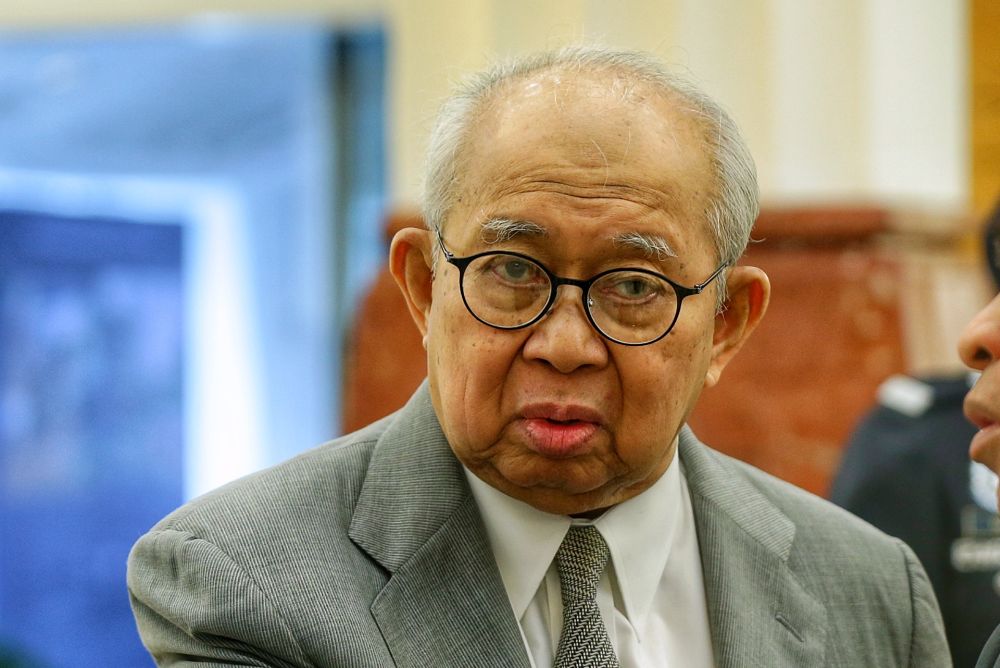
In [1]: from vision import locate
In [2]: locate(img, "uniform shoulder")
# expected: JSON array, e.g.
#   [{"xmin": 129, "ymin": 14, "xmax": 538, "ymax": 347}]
[
  {"xmin": 830, "ymin": 373, "xmax": 977, "ymax": 505},
  {"xmin": 849, "ymin": 374, "xmax": 974, "ymax": 457},
  {"xmin": 874, "ymin": 373, "xmax": 969, "ymax": 419}
]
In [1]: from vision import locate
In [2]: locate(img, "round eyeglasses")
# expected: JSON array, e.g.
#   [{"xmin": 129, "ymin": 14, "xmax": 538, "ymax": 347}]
[{"xmin": 436, "ymin": 233, "xmax": 728, "ymax": 346}]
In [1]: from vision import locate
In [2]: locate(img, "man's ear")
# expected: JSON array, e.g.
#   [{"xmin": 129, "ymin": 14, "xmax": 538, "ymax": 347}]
[
  {"xmin": 389, "ymin": 227, "xmax": 434, "ymax": 340},
  {"xmin": 704, "ymin": 265, "xmax": 770, "ymax": 388}
]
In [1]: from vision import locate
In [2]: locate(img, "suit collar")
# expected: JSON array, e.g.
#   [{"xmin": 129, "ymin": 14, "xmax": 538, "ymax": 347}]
[
  {"xmin": 679, "ymin": 426, "xmax": 795, "ymax": 558},
  {"xmin": 679, "ymin": 426, "xmax": 827, "ymax": 666},
  {"xmin": 348, "ymin": 384, "xmax": 466, "ymax": 572},
  {"xmin": 349, "ymin": 383, "xmax": 531, "ymax": 668}
]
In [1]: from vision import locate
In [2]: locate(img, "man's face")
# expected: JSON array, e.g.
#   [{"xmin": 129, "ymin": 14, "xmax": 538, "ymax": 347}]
[
  {"xmin": 962, "ymin": 293, "xmax": 1000, "ymax": 489},
  {"xmin": 398, "ymin": 71, "xmax": 765, "ymax": 515}
]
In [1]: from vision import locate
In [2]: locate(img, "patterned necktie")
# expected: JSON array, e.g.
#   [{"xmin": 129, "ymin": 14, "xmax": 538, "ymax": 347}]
[{"xmin": 553, "ymin": 526, "xmax": 620, "ymax": 668}]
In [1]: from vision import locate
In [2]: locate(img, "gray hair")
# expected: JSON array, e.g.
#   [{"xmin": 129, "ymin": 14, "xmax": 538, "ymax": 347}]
[{"xmin": 422, "ymin": 45, "xmax": 759, "ymax": 299}]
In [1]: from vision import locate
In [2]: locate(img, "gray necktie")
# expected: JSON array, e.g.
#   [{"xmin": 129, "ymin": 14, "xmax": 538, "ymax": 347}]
[{"xmin": 553, "ymin": 526, "xmax": 620, "ymax": 668}]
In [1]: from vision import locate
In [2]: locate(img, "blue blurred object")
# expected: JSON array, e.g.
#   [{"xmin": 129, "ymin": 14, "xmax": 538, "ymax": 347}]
[
  {"xmin": 0, "ymin": 19, "xmax": 385, "ymax": 668},
  {"xmin": 0, "ymin": 212, "xmax": 182, "ymax": 665}
]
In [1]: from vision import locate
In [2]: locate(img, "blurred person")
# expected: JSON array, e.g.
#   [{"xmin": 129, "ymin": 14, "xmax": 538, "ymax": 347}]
[
  {"xmin": 832, "ymin": 335, "xmax": 996, "ymax": 662},
  {"xmin": 962, "ymin": 201, "xmax": 1000, "ymax": 668},
  {"xmin": 127, "ymin": 46, "xmax": 949, "ymax": 666},
  {"xmin": 833, "ymin": 200, "xmax": 1000, "ymax": 667},
  {"xmin": 966, "ymin": 201, "xmax": 1000, "ymax": 490}
]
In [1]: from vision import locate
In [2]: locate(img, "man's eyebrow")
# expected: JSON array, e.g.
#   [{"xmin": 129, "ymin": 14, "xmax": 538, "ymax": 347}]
[
  {"xmin": 613, "ymin": 232, "xmax": 677, "ymax": 260},
  {"xmin": 479, "ymin": 218, "xmax": 548, "ymax": 244}
]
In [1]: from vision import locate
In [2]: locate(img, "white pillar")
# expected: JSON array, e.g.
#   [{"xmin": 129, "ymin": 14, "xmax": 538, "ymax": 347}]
[{"xmin": 865, "ymin": 0, "xmax": 968, "ymax": 208}]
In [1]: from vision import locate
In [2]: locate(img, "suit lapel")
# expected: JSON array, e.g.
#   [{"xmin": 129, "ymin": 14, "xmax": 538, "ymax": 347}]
[
  {"xmin": 679, "ymin": 427, "xmax": 827, "ymax": 667},
  {"xmin": 348, "ymin": 385, "xmax": 531, "ymax": 668}
]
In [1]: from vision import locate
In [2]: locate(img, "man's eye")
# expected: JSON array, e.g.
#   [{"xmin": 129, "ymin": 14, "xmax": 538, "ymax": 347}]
[
  {"xmin": 501, "ymin": 260, "xmax": 531, "ymax": 280},
  {"xmin": 610, "ymin": 275, "xmax": 659, "ymax": 299},
  {"xmin": 488, "ymin": 257, "xmax": 542, "ymax": 284}
]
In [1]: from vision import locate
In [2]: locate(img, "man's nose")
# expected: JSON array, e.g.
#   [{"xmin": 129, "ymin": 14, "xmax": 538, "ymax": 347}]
[
  {"xmin": 959, "ymin": 294, "xmax": 1000, "ymax": 371},
  {"xmin": 521, "ymin": 287, "xmax": 608, "ymax": 373}
]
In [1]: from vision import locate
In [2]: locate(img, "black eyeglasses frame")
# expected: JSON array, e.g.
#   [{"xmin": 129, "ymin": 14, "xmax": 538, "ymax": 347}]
[{"xmin": 434, "ymin": 231, "xmax": 728, "ymax": 346}]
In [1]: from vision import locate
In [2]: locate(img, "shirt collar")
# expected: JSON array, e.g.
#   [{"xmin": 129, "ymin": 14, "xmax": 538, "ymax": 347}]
[
  {"xmin": 594, "ymin": 453, "xmax": 681, "ymax": 627},
  {"xmin": 465, "ymin": 470, "xmax": 571, "ymax": 618},
  {"xmin": 464, "ymin": 441, "xmax": 682, "ymax": 631}
]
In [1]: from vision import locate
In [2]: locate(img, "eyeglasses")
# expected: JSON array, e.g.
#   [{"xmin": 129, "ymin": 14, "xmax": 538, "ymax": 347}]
[{"xmin": 435, "ymin": 232, "xmax": 728, "ymax": 346}]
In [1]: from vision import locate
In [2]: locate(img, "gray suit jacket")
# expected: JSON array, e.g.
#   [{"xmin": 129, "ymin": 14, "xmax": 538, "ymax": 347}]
[{"xmin": 128, "ymin": 385, "xmax": 950, "ymax": 666}]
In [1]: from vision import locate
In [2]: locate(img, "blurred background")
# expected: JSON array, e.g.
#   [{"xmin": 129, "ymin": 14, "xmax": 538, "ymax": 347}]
[{"xmin": 0, "ymin": 0, "xmax": 996, "ymax": 666}]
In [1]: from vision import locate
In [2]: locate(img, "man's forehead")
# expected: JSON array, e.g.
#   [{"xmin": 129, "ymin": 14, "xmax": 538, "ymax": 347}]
[
  {"xmin": 447, "ymin": 67, "xmax": 718, "ymax": 262},
  {"xmin": 462, "ymin": 75, "xmax": 714, "ymax": 203},
  {"xmin": 503, "ymin": 67, "xmax": 656, "ymax": 107},
  {"xmin": 478, "ymin": 68, "xmax": 698, "ymax": 142}
]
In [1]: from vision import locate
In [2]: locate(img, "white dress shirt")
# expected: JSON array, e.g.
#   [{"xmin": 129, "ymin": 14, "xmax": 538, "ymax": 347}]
[{"xmin": 464, "ymin": 447, "xmax": 715, "ymax": 668}]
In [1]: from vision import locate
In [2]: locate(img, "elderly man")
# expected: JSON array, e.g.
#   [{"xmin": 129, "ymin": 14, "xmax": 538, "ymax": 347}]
[{"xmin": 128, "ymin": 47, "xmax": 949, "ymax": 666}]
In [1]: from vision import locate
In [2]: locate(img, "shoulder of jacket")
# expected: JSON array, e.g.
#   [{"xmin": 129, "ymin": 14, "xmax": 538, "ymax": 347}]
[{"xmin": 717, "ymin": 448, "xmax": 899, "ymax": 544}]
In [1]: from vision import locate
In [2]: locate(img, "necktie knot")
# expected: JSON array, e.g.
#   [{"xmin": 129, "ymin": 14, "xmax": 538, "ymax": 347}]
[
  {"xmin": 556, "ymin": 526, "xmax": 611, "ymax": 603},
  {"xmin": 553, "ymin": 525, "xmax": 618, "ymax": 667}
]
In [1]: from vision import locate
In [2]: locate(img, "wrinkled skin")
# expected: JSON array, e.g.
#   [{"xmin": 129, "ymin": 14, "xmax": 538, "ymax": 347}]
[{"xmin": 392, "ymin": 70, "xmax": 769, "ymax": 515}]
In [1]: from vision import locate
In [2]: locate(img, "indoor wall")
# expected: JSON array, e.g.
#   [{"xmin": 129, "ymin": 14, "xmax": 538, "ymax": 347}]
[{"xmin": 0, "ymin": 0, "xmax": 972, "ymax": 213}]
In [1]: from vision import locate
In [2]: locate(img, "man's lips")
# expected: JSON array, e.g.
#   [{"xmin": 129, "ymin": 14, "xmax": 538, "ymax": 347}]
[
  {"xmin": 965, "ymin": 394, "xmax": 1000, "ymax": 464},
  {"xmin": 517, "ymin": 403, "xmax": 605, "ymax": 458},
  {"xmin": 520, "ymin": 403, "xmax": 605, "ymax": 423}
]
